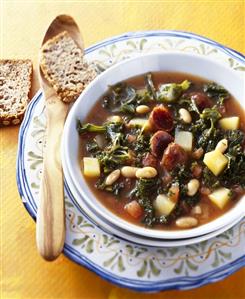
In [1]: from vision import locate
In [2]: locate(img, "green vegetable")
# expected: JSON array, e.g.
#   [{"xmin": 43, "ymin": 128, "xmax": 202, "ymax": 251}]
[
  {"xmin": 126, "ymin": 131, "xmax": 150, "ymax": 166},
  {"xmin": 157, "ymin": 80, "xmax": 191, "ymax": 102},
  {"xmin": 200, "ymin": 107, "xmax": 221, "ymax": 123},
  {"xmin": 200, "ymin": 107, "xmax": 221, "ymax": 138},
  {"xmin": 202, "ymin": 130, "xmax": 245, "ymax": 189},
  {"xmin": 104, "ymin": 80, "xmax": 154, "ymax": 114},
  {"xmin": 171, "ymin": 165, "xmax": 191, "ymax": 187},
  {"xmin": 119, "ymin": 103, "xmax": 135, "ymax": 114},
  {"xmin": 131, "ymin": 178, "xmax": 159, "ymax": 198},
  {"xmin": 202, "ymin": 167, "xmax": 220, "ymax": 189},
  {"xmin": 178, "ymin": 95, "xmax": 200, "ymax": 114},
  {"xmin": 103, "ymin": 83, "xmax": 137, "ymax": 114},
  {"xmin": 77, "ymin": 122, "xmax": 106, "ymax": 134},
  {"xmin": 79, "ymin": 121, "xmax": 130, "ymax": 173},
  {"xmin": 96, "ymin": 179, "xmax": 125, "ymax": 196},
  {"xmin": 145, "ymin": 73, "xmax": 157, "ymax": 100},
  {"xmin": 105, "ymin": 122, "xmax": 124, "ymax": 143},
  {"xmin": 97, "ymin": 141, "xmax": 130, "ymax": 173},
  {"xmin": 192, "ymin": 107, "xmax": 221, "ymax": 150},
  {"xmin": 168, "ymin": 165, "xmax": 201, "ymax": 218},
  {"xmin": 222, "ymin": 130, "xmax": 245, "ymax": 187},
  {"xmin": 98, "ymin": 123, "xmax": 130, "ymax": 172},
  {"xmin": 171, "ymin": 192, "xmax": 200, "ymax": 219},
  {"xmin": 78, "ymin": 121, "xmax": 124, "ymax": 141},
  {"xmin": 203, "ymin": 82, "xmax": 229, "ymax": 106},
  {"xmin": 136, "ymin": 88, "xmax": 152, "ymax": 101},
  {"xmin": 130, "ymin": 178, "xmax": 163, "ymax": 226},
  {"xmin": 86, "ymin": 140, "xmax": 101, "ymax": 155}
]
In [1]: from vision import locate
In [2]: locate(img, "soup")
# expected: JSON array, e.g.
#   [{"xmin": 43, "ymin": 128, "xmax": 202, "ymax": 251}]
[{"xmin": 78, "ymin": 72, "xmax": 245, "ymax": 230}]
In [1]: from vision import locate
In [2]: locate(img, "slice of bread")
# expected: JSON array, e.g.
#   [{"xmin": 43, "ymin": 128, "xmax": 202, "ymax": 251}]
[
  {"xmin": 0, "ymin": 59, "xmax": 32, "ymax": 126},
  {"xmin": 40, "ymin": 31, "xmax": 97, "ymax": 103}
]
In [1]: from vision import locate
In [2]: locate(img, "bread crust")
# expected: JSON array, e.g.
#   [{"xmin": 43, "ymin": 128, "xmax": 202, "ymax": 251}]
[{"xmin": 0, "ymin": 59, "xmax": 32, "ymax": 126}]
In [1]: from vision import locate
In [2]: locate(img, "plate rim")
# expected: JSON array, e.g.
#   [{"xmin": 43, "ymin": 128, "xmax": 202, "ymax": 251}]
[
  {"xmin": 16, "ymin": 30, "xmax": 245, "ymax": 292},
  {"xmin": 84, "ymin": 29, "xmax": 245, "ymax": 62}
]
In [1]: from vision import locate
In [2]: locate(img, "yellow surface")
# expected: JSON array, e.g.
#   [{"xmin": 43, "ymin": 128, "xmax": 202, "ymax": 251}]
[
  {"xmin": 1, "ymin": 1, "xmax": 245, "ymax": 298},
  {"xmin": 203, "ymin": 150, "xmax": 228, "ymax": 176}
]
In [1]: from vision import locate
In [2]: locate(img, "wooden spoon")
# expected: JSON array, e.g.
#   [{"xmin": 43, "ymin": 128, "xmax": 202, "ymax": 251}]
[{"xmin": 36, "ymin": 15, "xmax": 83, "ymax": 261}]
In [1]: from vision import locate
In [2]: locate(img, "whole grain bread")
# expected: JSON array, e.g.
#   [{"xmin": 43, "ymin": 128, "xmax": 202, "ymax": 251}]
[
  {"xmin": 0, "ymin": 59, "xmax": 32, "ymax": 126},
  {"xmin": 40, "ymin": 31, "xmax": 97, "ymax": 103}
]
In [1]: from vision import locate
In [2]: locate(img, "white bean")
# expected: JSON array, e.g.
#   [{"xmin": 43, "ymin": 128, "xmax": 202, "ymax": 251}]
[
  {"xmin": 215, "ymin": 139, "xmax": 228, "ymax": 153},
  {"xmin": 187, "ymin": 179, "xmax": 200, "ymax": 196},
  {"xmin": 179, "ymin": 108, "xmax": 192, "ymax": 124},
  {"xmin": 121, "ymin": 166, "xmax": 139, "ymax": 178},
  {"xmin": 105, "ymin": 169, "xmax": 121, "ymax": 185},
  {"xmin": 176, "ymin": 217, "xmax": 198, "ymax": 228},
  {"xmin": 135, "ymin": 167, "xmax": 157, "ymax": 179},
  {"xmin": 136, "ymin": 105, "xmax": 150, "ymax": 114}
]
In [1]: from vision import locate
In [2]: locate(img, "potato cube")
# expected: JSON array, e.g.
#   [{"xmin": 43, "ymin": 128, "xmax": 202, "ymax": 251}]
[
  {"xmin": 175, "ymin": 131, "xmax": 193, "ymax": 151},
  {"xmin": 219, "ymin": 117, "xmax": 239, "ymax": 130},
  {"xmin": 83, "ymin": 157, "xmax": 100, "ymax": 177},
  {"xmin": 153, "ymin": 194, "xmax": 175, "ymax": 216},
  {"xmin": 208, "ymin": 187, "xmax": 231, "ymax": 209},
  {"xmin": 203, "ymin": 150, "xmax": 228, "ymax": 176}
]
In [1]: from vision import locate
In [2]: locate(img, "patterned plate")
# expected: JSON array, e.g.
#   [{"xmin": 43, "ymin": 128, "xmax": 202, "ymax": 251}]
[{"xmin": 17, "ymin": 30, "xmax": 245, "ymax": 292}]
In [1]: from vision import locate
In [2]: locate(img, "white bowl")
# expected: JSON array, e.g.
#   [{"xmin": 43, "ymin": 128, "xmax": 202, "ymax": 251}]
[
  {"xmin": 62, "ymin": 52, "xmax": 245, "ymax": 240},
  {"xmin": 63, "ymin": 151, "xmax": 245, "ymax": 247}
]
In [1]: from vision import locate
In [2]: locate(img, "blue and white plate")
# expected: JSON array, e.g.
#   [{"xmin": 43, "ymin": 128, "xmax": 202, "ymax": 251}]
[{"xmin": 17, "ymin": 30, "xmax": 245, "ymax": 292}]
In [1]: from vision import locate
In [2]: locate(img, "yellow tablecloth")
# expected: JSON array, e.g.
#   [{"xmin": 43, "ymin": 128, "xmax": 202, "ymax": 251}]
[{"xmin": 1, "ymin": 1, "xmax": 245, "ymax": 298}]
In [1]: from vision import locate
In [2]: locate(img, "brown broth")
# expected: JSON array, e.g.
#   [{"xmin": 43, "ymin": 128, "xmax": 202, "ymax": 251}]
[{"xmin": 80, "ymin": 72, "xmax": 245, "ymax": 230}]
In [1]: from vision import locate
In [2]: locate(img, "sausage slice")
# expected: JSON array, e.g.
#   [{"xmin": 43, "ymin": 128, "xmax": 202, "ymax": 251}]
[
  {"xmin": 150, "ymin": 130, "xmax": 174, "ymax": 158},
  {"xmin": 149, "ymin": 105, "xmax": 174, "ymax": 132},
  {"xmin": 161, "ymin": 143, "xmax": 187, "ymax": 171}
]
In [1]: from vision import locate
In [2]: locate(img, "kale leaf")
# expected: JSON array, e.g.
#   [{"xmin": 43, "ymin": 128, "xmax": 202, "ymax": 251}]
[
  {"xmin": 125, "ymin": 129, "xmax": 151, "ymax": 166},
  {"xmin": 202, "ymin": 167, "xmax": 221, "ymax": 189},
  {"xmin": 201, "ymin": 130, "xmax": 245, "ymax": 189},
  {"xmin": 145, "ymin": 73, "xmax": 157, "ymax": 100},
  {"xmin": 221, "ymin": 130, "xmax": 245, "ymax": 187},
  {"xmin": 203, "ymin": 82, "xmax": 229, "ymax": 106},
  {"xmin": 96, "ymin": 179, "xmax": 125, "ymax": 196},
  {"xmin": 96, "ymin": 145, "xmax": 130, "ymax": 173},
  {"xmin": 77, "ymin": 122, "xmax": 106, "ymax": 134},
  {"xmin": 86, "ymin": 140, "xmax": 101, "ymax": 156},
  {"xmin": 157, "ymin": 80, "xmax": 191, "ymax": 102},
  {"xmin": 130, "ymin": 178, "xmax": 162, "ymax": 227},
  {"xmin": 79, "ymin": 120, "xmax": 130, "ymax": 173},
  {"xmin": 191, "ymin": 107, "xmax": 221, "ymax": 151},
  {"xmin": 103, "ymin": 80, "xmax": 153, "ymax": 114}
]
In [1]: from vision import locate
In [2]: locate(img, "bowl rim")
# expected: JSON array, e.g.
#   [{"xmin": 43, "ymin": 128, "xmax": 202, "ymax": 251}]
[{"xmin": 62, "ymin": 51, "xmax": 245, "ymax": 240}]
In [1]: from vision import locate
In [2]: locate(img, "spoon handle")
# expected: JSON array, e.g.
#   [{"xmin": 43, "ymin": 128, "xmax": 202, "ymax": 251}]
[{"xmin": 36, "ymin": 96, "xmax": 69, "ymax": 261}]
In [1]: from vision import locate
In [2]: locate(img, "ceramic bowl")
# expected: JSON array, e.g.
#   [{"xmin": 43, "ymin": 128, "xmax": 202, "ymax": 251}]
[
  {"xmin": 62, "ymin": 52, "xmax": 245, "ymax": 240},
  {"xmin": 62, "ymin": 151, "xmax": 245, "ymax": 246}
]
